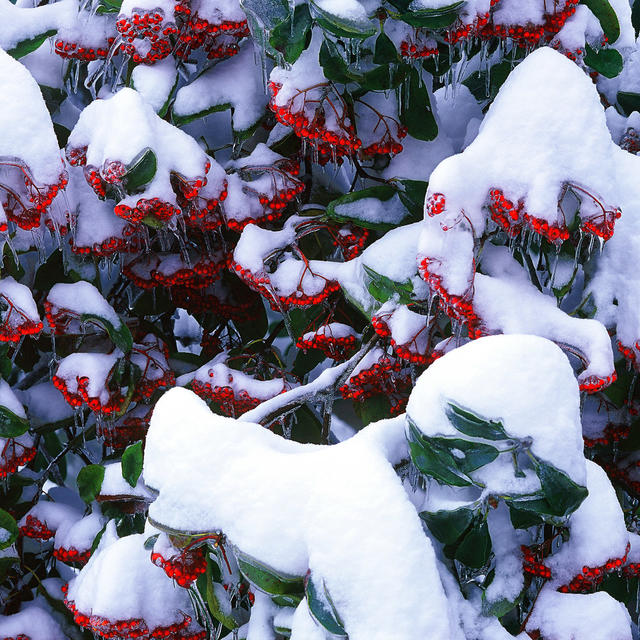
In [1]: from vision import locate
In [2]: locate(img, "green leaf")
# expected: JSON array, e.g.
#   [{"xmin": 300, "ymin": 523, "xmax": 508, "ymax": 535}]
[
  {"xmin": 363, "ymin": 265, "xmax": 414, "ymax": 305},
  {"xmin": 580, "ymin": 0, "xmax": 620, "ymax": 43},
  {"xmin": 241, "ymin": 0, "xmax": 290, "ymax": 31},
  {"xmin": 455, "ymin": 519, "xmax": 491, "ymax": 568},
  {"xmin": 398, "ymin": 1, "xmax": 464, "ymax": 28},
  {"xmin": 617, "ymin": 91, "xmax": 640, "ymax": 116},
  {"xmin": 352, "ymin": 393, "xmax": 393, "ymax": 426},
  {"xmin": 0, "ymin": 405, "xmax": 29, "ymax": 438},
  {"xmin": 374, "ymin": 32, "xmax": 398, "ymax": 64},
  {"xmin": 271, "ymin": 593, "xmax": 304, "ymax": 607},
  {"xmin": 0, "ymin": 556, "xmax": 18, "ymax": 583},
  {"xmin": 633, "ymin": 0, "xmax": 640, "ymax": 37},
  {"xmin": 205, "ymin": 560, "xmax": 239, "ymax": 629},
  {"xmin": 0, "ymin": 508, "xmax": 19, "ymax": 550},
  {"xmin": 463, "ymin": 60, "xmax": 512, "ymax": 101},
  {"xmin": 445, "ymin": 403, "xmax": 509, "ymax": 441},
  {"xmin": 306, "ymin": 575, "xmax": 347, "ymax": 636},
  {"xmin": 399, "ymin": 66, "xmax": 438, "ymax": 141},
  {"xmin": 319, "ymin": 39, "xmax": 353, "ymax": 84},
  {"xmin": 397, "ymin": 179, "xmax": 428, "ymax": 218},
  {"xmin": 507, "ymin": 502, "xmax": 544, "ymax": 529},
  {"xmin": 420, "ymin": 507, "xmax": 474, "ymax": 544},
  {"xmin": 97, "ymin": 0, "xmax": 122, "ymax": 12},
  {"xmin": 436, "ymin": 437, "xmax": 500, "ymax": 474},
  {"xmin": 121, "ymin": 442, "xmax": 143, "ymax": 488},
  {"xmin": 583, "ymin": 45, "xmax": 623, "ymax": 78},
  {"xmin": 77, "ymin": 464, "xmax": 105, "ymax": 503},
  {"xmin": 7, "ymin": 29, "xmax": 56, "ymax": 59},
  {"xmin": 534, "ymin": 459, "xmax": 588, "ymax": 518},
  {"xmin": 310, "ymin": 0, "xmax": 375, "ymax": 38},
  {"xmin": 270, "ymin": 4, "xmax": 312, "ymax": 63},
  {"xmin": 80, "ymin": 313, "xmax": 133, "ymax": 353},
  {"xmin": 237, "ymin": 551, "xmax": 305, "ymax": 596},
  {"xmin": 406, "ymin": 421, "xmax": 472, "ymax": 486},
  {"xmin": 327, "ymin": 185, "xmax": 416, "ymax": 231},
  {"xmin": 124, "ymin": 147, "xmax": 157, "ymax": 193}
]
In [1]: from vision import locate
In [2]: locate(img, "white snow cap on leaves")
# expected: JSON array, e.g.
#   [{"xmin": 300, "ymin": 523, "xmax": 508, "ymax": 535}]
[
  {"xmin": 526, "ymin": 586, "xmax": 632, "ymax": 640},
  {"xmin": 47, "ymin": 281, "xmax": 121, "ymax": 326},
  {"xmin": 145, "ymin": 387, "xmax": 457, "ymax": 640},
  {"xmin": 0, "ymin": 47, "xmax": 62, "ymax": 184},
  {"xmin": 0, "ymin": 276, "xmax": 41, "ymax": 323},
  {"xmin": 66, "ymin": 530, "xmax": 194, "ymax": 629},
  {"xmin": 0, "ymin": 378, "xmax": 26, "ymax": 419},
  {"xmin": 131, "ymin": 56, "xmax": 177, "ymax": 114},
  {"xmin": 406, "ymin": 334, "xmax": 585, "ymax": 484},
  {"xmin": 425, "ymin": 47, "xmax": 619, "ymax": 235},
  {"xmin": 0, "ymin": 606, "xmax": 67, "ymax": 640}
]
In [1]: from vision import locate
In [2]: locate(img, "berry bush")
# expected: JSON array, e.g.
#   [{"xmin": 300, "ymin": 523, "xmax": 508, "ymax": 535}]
[{"xmin": 3, "ymin": 0, "xmax": 640, "ymax": 638}]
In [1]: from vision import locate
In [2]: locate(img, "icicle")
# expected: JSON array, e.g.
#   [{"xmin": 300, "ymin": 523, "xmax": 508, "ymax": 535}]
[{"xmin": 9, "ymin": 336, "xmax": 24, "ymax": 364}]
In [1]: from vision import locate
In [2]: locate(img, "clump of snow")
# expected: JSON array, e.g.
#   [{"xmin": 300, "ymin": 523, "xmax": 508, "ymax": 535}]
[
  {"xmin": 131, "ymin": 56, "xmax": 177, "ymax": 114},
  {"xmin": 48, "ymin": 281, "xmax": 121, "ymax": 327},
  {"xmin": 0, "ymin": 606, "xmax": 67, "ymax": 640},
  {"xmin": 0, "ymin": 277, "xmax": 41, "ymax": 325},
  {"xmin": 0, "ymin": 378, "xmax": 27, "ymax": 419},
  {"xmin": 144, "ymin": 387, "xmax": 456, "ymax": 639},
  {"xmin": 406, "ymin": 334, "xmax": 586, "ymax": 485}
]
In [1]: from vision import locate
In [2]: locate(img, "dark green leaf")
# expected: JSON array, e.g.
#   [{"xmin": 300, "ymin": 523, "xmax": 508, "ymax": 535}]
[
  {"xmin": 310, "ymin": 0, "xmax": 375, "ymax": 38},
  {"xmin": 0, "ymin": 405, "xmax": 28, "ymax": 438},
  {"xmin": 319, "ymin": 39, "xmax": 353, "ymax": 84},
  {"xmin": 399, "ymin": 66, "xmax": 438, "ymax": 141},
  {"xmin": 0, "ymin": 556, "xmax": 18, "ymax": 583},
  {"xmin": 420, "ymin": 507, "xmax": 474, "ymax": 544},
  {"xmin": 121, "ymin": 442, "xmax": 143, "ymax": 488},
  {"xmin": 455, "ymin": 519, "xmax": 491, "ymax": 568},
  {"xmin": 0, "ymin": 508, "xmax": 19, "ymax": 550},
  {"xmin": 144, "ymin": 533, "xmax": 160, "ymax": 550},
  {"xmin": 7, "ymin": 29, "xmax": 56, "ymax": 59},
  {"xmin": 463, "ymin": 60, "xmax": 512, "ymax": 101},
  {"xmin": 80, "ymin": 313, "xmax": 133, "ymax": 353},
  {"xmin": 125, "ymin": 147, "xmax": 157, "ymax": 193},
  {"xmin": 205, "ymin": 557, "xmax": 240, "ymax": 629},
  {"xmin": 583, "ymin": 45, "xmax": 623, "ymax": 78},
  {"xmin": 535, "ymin": 459, "xmax": 588, "ymax": 518},
  {"xmin": 241, "ymin": 0, "xmax": 290, "ymax": 31},
  {"xmin": 580, "ymin": 0, "xmax": 620, "ymax": 43},
  {"xmin": 271, "ymin": 593, "xmax": 304, "ymax": 607},
  {"xmin": 633, "ymin": 0, "xmax": 640, "ymax": 37},
  {"xmin": 398, "ymin": 1, "xmax": 464, "ymax": 28},
  {"xmin": 508, "ymin": 503, "xmax": 544, "ymax": 529},
  {"xmin": 97, "ymin": 0, "xmax": 122, "ymax": 12},
  {"xmin": 445, "ymin": 403, "xmax": 509, "ymax": 441},
  {"xmin": 363, "ymin": 265, "xmax": 414, "ymax": 305},
  {"xmin": 306, "ymin": 575, "xmax": 347, "ymax": 636},
  {"xmin": 374, "ymin": 32, "xmax": 398, "ymax": 64},
  {"xmin": 77, "ymin": 464, "xmax": 105, "ymax": 503},
  {"xmin": 237, "ymin": 551, "xmax": 305, "ymax": 596},
  {"xmin": 617, "ymin": 91, "xmax": 640, "ymax": 116},
  {"xmin": 352, "ymin": 393, "xmax": 393, "ymax": 426},
  {"xmin": 270, "ymin": 4, "xmax": 312, "ymax": 63},
  {"xmin": 397, "ymin": 179, "xmax": 428, "ymax": 218},
  {"xmin": 433, "ymin": 437, "xmax": 500, "ymax": 474}
]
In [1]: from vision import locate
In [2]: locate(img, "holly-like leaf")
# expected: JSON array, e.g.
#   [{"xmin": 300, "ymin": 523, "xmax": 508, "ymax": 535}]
[
  {"xmin": 398, "ymin": 1, "xmax": 464, "ymax": 28},
  {"xmin": 580, "ymin": 0, "xmax": 620, "ymax": 43},
  {"xmin": 455, "ymin": 519, "xmax": 491, "ymax": 568},
  {"xmin": 77, "ymin": 464, "xmax": 105, "ymax": 503},
  {"xmin": 306, "ymin": 575, "xmax": 347, "ymax": 637},
  {"xmin": 7, "ymin": 29, "xmax": 57, "ymax": 59},
  {"xmin": 420, "ymin": 507, "xmax": 474, "ymax": 545},
  {"xmin": 617, "ymin": 91, "xmax": 640, "ymax": 116},
  {"xmin": 236, "ymin": 551, "xmax": 305, "ymax": 596},
  {"xmin": 309, "ymin": 0, "xmax": 375, "ymax": 39},
  {"xmin": 400, "ymin": 66, "xmax": 438, "ymax": 141},
  {"xmin": 270, "ymin": 4, "xmax": 312, "ymax": 63},
  {"xmin": 0, "ymin": 508, "xmax": 19, "ymax": 550},
  {"xmin": 241, "ymin": 0, "xmax": 290, "ymax": 31},
  {"xmin": 0, "ymin": 405, "xmax": 29, "ymax": 438},
  {"xmin": 319, "ymin": 39, "xmax": 354, "ymax": 84},
  {"xmin": 80, "ymin": 313, "xmax": 133, "ymax": 353},
  {"xmin": 633, "ymin": 0, "xmax": 640, "ymax": 37},
  {"xmin": 124, "ymin": 147, "xmax": 157, "ymax": 193},
  {"xmin": 121, "ymin": 442, "xmax": 144, "ymax": 488},
  {"xmin": 534, "ymin": 458, "xmax": 588, "ymax": 518},
  {"xmin": 363, "ymin": 265, "xmax": 414, "ymax": 305},
  {"xmin": 374, "ymin": 32, "xmax": 398, "ymax": 64},
  {"xmin": 583, "ymin": 45, "xmax": 623, "ymax": 78},
  {"xmin": 445, "ymin": 403, "xmax": 509, "ymax": 441}
]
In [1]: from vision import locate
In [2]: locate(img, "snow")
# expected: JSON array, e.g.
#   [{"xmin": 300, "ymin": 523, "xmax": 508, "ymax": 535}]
[
  {"xmin": 145, "ymin": 387, "xmax": 456, "ymax": 639},
  {"xmin": 0, "ymin": 379, "xmax": 26, "ymax": 419},
  {"xmin": 55, "ymin": 511, "xmax": 105, "ymax": 553},
  {"xmin": 19, "ymin": 500, "xmax": 83, "ymax": 533},
  {"xmin": 101, "ymin": 462, "xmax": 154, "ymax": 500},
  {"xmin": 406, "ymin": 334, "xmax": 586, "ymax": 485},
  {"xmin": 55, "ymin": 352, "xmax": 121, "ymax": 403},
  {"xmin": 174, "ymin": 43, "xmax": 268, "ymax": 134},
  {"xmin": 333, "ymin": 193, "xmax": 408, "ymax": 225},
  {"xmin": 131, "ymin": 57, "xmax": 177, "ymax": 114},
  {"xmin": 0, "ymin": 276, "xmax": 40, "ymax": 323},
  {"xmin": 18, "ymin": 381, "xmax": 75, "ymax": 426},
  {"xmin": 0, "ymin": 47, "xmax": 63, "ymax": 185},
  {"xmin": 0, "ymin": 607, "xmax": 67, "ymax": 640},
  {"xmin": 526, "ymin": 586, "xmax": 632, "ymax": 640},
  {"xmin": 48, "ymin": 281, "xmax": 121, "ymax": 326}
]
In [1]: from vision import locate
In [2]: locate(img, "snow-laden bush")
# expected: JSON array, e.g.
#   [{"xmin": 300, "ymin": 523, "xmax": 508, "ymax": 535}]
[{"xmin": 3, "ymin": 0, "xmax": 640, "ymax": 638}]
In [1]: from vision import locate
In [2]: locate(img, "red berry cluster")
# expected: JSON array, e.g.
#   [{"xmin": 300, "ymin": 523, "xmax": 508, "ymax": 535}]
[
  {"xmin": 175, "ymin": 12, "xmax": 249, "ymax": 60},
  {"xmin": 65, "ymin": 591, "xmax": 192, "ymax": 640},
  {"xmin": 0, "ymin": 296, "xmax": 43, "ymax": 343},
  {"xmin": 115, "ymin": 198, "xmax": 179, "ymax": 225},
  {"xmin": 131, "ymin": 338, "xmax": 176, "ymax": 401},
  {"xmin": 84, "ymin": 166, "xmax": 107, "ymax": 198},
  {"xmin": 71, "ymin": 224, "xmax": 143, "ymax": 258},
  {"xmin": 0, "ymin": 634, "xmax": 30, "ymax": 640},
  {"xmin": 617, "ymin": 340, "xmax": 639, "ymax": 369},
  {"xmin": 521, "ymin": 545, "xmax": 552, "ymax": 580},
  {"xmin": 52, "ymin": 374, "xmax": 125, "ymax": 416},
  {"xmin": 600, "ymin": 461, "xmax": 640, "ymax": 497},
  {"xmin": 372, "ymin": 312, "xmax": 430, "ymax": 365},
  {"xmin": 620, "ymin": 128, "xmax": 640, "ymax": 155},
  {"xmin": 296, "ymin": 327, "xmax": 358, "ymax": 361},
  {"xmin": 331, "ymin": 226, "xmax": 369, "ymax": 261},
  {"xmin": 580, "ymin": 207, "xmax": 621, "ymax": 241},
  {"xmin": 1, "ymin": 439, "xmax": 36, "ymax": 479},
  {"xmin": 584, "ymin": 422, "xmax": 631, "ymax": 449},
  {"xmin": 183, "ymin": 181, "xmax": 228, "ymax": 231},
  {"xmin": 578, "ymin": 372, "xmax": 617, "ymax": 394},
  {"xmin": 97, "ymin": 406, "xmax": 153, "ymax": 450},
  {"xmin": 339, "ymin": 354, "xmax": 412, "ymax": 415},
  {"xmin": 116, "ymin": 10, "xmax": 178, "ymax": 64},
  {"xmin": 54, "ymin": 37, "xmax": 115, "ymax": 61},
  {"xmin": 151, "ymin": 547, "xmax": 207, "ymax": 588},
  {"xmin": 489, "ymin": 189, "xmax": 570, "ymax": 243},
  {"xmin": 558, "ymin": 543, "xmax": 630, "ymax": 593},
  {"xmin": 269, "ymin": 82, "xmax": 362, "ymax": 161},
  {"xmin": 53, "ymin": 546, "xmax": 91, "ymax": 565},
  {"xmin": 231, "ymin": 261, "xmax": 341, "ymax": 311},
  {"xmin": 400, "ymin": 37, "xmax": 438, "ymax": 60},
  {"xmin": 169, "ymin": 286, "xmax": 255, "ymax": 322},
  {"xmin": 18, "ymin": 514, "xmax": 55, "ymax": 540},
  {"xmin": 425, "ymin": 193, "xmax": 446, "ymax": 217}
]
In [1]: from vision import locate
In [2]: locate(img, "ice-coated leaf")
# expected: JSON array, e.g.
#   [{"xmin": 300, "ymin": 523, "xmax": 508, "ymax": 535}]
[
  {"xmin": 445, "ymin": 403, "xmax": 509, "ymax": 441},
  {"xmin": 398, "ymin": 1, "xmax": 465, "ymax": 28},
  {"xmin": 617, "ymin": 91, "xmax": 640, "ymax": 116},
  {"xmin": 121, "ymin": 442, "xmax": 143, "ymax": 488},
  {"xmin": 583, "ymin": 45, "xmax": 623, "ymax": 78},
  {"xmin": 454, "ymin": 519, "xmax": 491, "ymax": 568},
  {"xmin": 400, "ymin": 67, "xmax": 438, "ymax": 141},
  {"xmin": 7, "ymin": 29, "xmax": 57, "ymax": 59},
  {"xmin": 125, "ymin": 147, "xmax": 157, "ymax": 193},
  {"xmin": 0, "ymin": 405, "xmax": 29, "ymax": 438},
  {"xmin": 269, "ymin": 4, "xmax": 312, "ymax": 63},
  {"xmin": 309, "ymin": 0, "xmax": 375, "ymax": 39},
  {"xmin": 241, "ymin": 0, "xmax": 290, "ymax": 31},
  {"xmin": 373, "ymin": 32, "xmax": 398, "ymax": 64},
  {"xmin": 77, "ymin": 464, "xmax": 105, "ymax": 503},
  {"xmin": 580, "ymin": 0, "xmax": 620, "ymax": 43},
  {"xmin": 363, "ymin": 265, "xmax": 414, "ymax": 305},
  {"xmin": 237, "ymin": 550, "xmax": 305, "ymax": 596},
  {"xmin": 306, "ymin": 574, "xmax": 347, "ymax": 636},
  {"xmin": 420, "ymin": 507, "xmax": 474, "ymax": 545},
  {"xmin": 0, "ymin": 508, "xmax": 19, "ymax": 550},
  {"xmin": 80, "ymin": 313, "xmax": 133, "ymax": 353}
]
